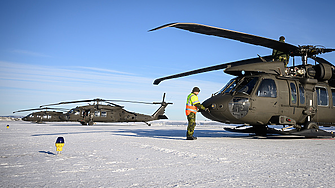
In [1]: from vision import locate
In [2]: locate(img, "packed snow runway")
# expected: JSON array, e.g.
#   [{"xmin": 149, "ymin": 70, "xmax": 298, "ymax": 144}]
[{"xmin": 1, "ymin": 120, "xmax": 335, "ymax": 187}]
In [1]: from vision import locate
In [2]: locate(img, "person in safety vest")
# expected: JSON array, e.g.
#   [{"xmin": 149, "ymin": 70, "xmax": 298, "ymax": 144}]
[
  {"xmin": 186, "ymin": 87, "xmax": 209, "ymax": 140},
  {"xmin": 272, "ymin": 36, "xmax": 290, "ymax": 67}
]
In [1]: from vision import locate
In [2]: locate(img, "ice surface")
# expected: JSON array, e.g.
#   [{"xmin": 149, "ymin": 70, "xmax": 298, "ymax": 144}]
[{"xmin": 1, "ymin": 121, "xmax": 335, "ymax": 187}]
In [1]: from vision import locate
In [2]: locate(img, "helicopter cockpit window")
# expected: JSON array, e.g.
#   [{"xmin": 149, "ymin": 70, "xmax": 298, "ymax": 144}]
[
  {"xmin": 69, "ymin": 109, "xmax": 80, "ymax": 115},
  {"xmin": 95, "ymin": 111, "xmax": 100, "ymax": 117},
  {"xmin": 218, "ymin": 77, "xmax": 238, "ymax": 94},
  {"xmin": 299, "ymin": 84, "xmax": 305, "ymax": 104},
  {"xmin": 290, "ymin": 83, "xmax": 297, "ymax": 104},
  {"xmin": 234, "ymin": 77, "xmax": 258, "ymax": 95},
  {"xmin": 332, "ymin": 89, "xmax": 335, "ymax": 107},
  {"xmin": 74, "ymin": 110, "xmax": 80, "ymax": 115},
  {"xmin": 316, "ymin": 87, "xmax": 328, "ymax": 106},
  {"xmin": 257, "ymin": 79, "xmax": 277, "ymax": 98}
]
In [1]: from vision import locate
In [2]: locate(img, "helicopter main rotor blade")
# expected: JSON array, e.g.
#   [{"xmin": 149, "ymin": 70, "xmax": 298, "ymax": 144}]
[
  {"xmin": 106, "ymin": 99, "xmax": 154, "ymax": 105},
  {"xmin": 153, "ymin": 55, "xmax": 273, "ymax": 85},
  {"xmin": 149, "ymin": 23, "xmax": 299, "ymax": 54},
  {"xmin": 41, "ymin": 98, "xmax": 107, "ymax": 107},
  {"xmin": 103, "ymin": 101, "xmax": 124, "ymax": 108},
  {"xmin": 13, "ymin": 107, "xmax": 67, "ymax": 113}
]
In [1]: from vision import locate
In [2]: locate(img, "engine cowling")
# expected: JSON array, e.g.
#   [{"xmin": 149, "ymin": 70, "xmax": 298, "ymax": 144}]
[{"xmin": 313, "ymin": 62, "xmax": 333, "ymax": 81}]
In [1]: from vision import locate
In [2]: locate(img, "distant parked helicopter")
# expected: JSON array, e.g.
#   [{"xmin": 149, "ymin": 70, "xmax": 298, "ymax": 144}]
[
  {"xmin": 13, "ymin": 107, "xmax": 67, "ymax": 123},
  {"xmin": 40, "ymin": 93, "xmax": 172, "ymax": 125},
  {"xmin": 150, "ymin": 23, "xmax": 335, "ymax": 137}
]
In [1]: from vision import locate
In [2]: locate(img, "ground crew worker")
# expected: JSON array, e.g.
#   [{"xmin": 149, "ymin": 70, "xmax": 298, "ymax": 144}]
[
  {"xmin": 272, "ymin": 36, "xmax": 290, "ymax": 67},
  {"xmin": 185, "ymin": 87, "xmax": 208, "ymax": 140}
]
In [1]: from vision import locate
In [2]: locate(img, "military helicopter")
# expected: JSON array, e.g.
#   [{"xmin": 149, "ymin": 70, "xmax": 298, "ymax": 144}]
[
  {"xmin": 40, "ymin": 93, "xmax": 172, "ymax": 125},
  {"xmin": 13, "ymin": 107, "xmax": 67, "ymax": 123},
  {"xmin": 150, "ymin": 23, "xmax": 335, "ymax": 137}
]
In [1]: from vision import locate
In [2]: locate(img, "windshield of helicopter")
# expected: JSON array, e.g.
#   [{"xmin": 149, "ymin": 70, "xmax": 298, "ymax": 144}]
[
  {"xmin": 233, "ymin": 77, "xmax": 258, "ymax": 95},
  {"xmin": 218, "ymin": 77, "xmax": 258, "ymax": 95},
  {"xmin": 217, "ymin": 77, "xmax": 239, "ymax": 94},
  {"xmin": 68, "ymin": 108, "xmax": 80, "ymax": 115}
]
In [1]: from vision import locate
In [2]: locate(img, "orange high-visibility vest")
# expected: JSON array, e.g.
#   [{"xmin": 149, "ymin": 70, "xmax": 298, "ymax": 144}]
[{"xmin": 185, "ymin": 93, "xmax": 200, "ymax": 116}]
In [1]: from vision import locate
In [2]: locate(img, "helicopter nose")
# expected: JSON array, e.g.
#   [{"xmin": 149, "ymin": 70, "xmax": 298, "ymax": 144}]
[
  {"xmin": 201, "ymin": 94, "xmax": 251, "ymax": 124},
  {"xmin": 201, "ymin": 95, "xmax": 232, "ymax": 123}
]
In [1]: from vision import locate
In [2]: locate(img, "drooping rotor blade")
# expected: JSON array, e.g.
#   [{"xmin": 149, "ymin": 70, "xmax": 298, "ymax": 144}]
[
  {"xmin": 106, "ymin": 99, "xmax": 154, "ymax": 105},
  {"xmin": 149, "ymin": 22, "xmax": 299, "ymax": 54},
  {"xmin": 99, "ymin": 102, "xmax": 124, "ymax": 108},
  {"xmin": 13, "ymin": 107, "xmax": 68, "ymax": 113},
  {"xmin": 322, "ymin": 48, "xmax": 335, "ymax": 54},
  {"xmin": 40, "ymin": 98, "xmax": 107, "ymax": 107},
  {"xmin": 153, "ymin": 55, "xmax": 273, "ymax": 85}
]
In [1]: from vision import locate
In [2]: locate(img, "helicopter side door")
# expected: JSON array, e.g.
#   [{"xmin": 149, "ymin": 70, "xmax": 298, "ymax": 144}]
[
  {"xmin": 315, "ymin": 86, "xmax": 335, "ymax": 125},
  {"xmin": 80, "ymin": 109, "xmax": 92, "ymax": 123},
  {"xmin": 286, "ymin": 80, "xmax": 307, "ymax": 123},
  {"xmin": 252, "ymin": 77, "xmax": 279, "ymax": 124}
]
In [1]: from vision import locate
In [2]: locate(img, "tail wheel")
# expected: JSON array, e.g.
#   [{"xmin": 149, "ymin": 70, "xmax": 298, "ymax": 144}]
[{"xmin": 305, "ymin": 121, "xmax": 319, "ymax": 129}]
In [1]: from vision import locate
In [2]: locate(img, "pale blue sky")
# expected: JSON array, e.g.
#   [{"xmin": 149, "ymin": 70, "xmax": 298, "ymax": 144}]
[{"xmin": 1, "ymin": 0, "xmax": 334, "ymax": 120}]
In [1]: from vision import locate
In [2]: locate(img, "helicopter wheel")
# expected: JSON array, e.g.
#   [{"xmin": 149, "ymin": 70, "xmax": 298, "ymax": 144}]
[
  {"xmin": 80, "ymin": 121, "xmax": 87, "ymax": 125},
  {"xmin": 304, "ymin": 121, "xmax": 319, "ymax": 130},
  {"xmin": 254, "ymin": 125, "xmax": 268, "ymax": 136}
]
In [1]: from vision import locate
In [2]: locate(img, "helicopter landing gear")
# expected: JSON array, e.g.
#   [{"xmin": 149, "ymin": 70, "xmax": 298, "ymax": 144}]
[
  {"xmin": 304, "ymin": 121, "xmax": 319, "ymax": 130},
  {"xmin": 224, "ymin": 123, "xmax": 334, "ymax": 138},
  {"xmin": 79, "ymin": 120, "xmax": 94, "ymax": 125},
  {"xmin": 144, "ymin": 122, "xmax": 151, "ymax": 126},
  {"xmin": 285, "ymin": 121, "xmax": 335, "ymax": 138},
  {"xmin": 80, "ymin": 121, "xmax": 87, "ymax": 125},
  {"xmin": 254, "ymin": 125, "xmax": 268, "ymax": 136}
]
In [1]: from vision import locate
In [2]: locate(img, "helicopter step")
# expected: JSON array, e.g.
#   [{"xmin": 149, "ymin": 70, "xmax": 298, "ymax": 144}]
[{"xmin": 224, "ymin": 126, "xmax": 335, "ymax": 138}]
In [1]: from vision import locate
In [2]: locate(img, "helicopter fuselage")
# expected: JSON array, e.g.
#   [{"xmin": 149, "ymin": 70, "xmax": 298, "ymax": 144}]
[
  {"xmin": 22, "ymin": 111, "xmax": 64, "ymax": 123},
  {"xmin": 60, "ymin": 105, "xmax": 156, "ymax": 125},
  {"xmin": 201, "ymin": 64, "xmax": 335, "ymax": 128},
  {"xmin": 150, "ymin": 22, "xmax": 335, "ymax": 136},
  {"xmin": 59, "ymin": 101, "xmax": 169, "ymax": 125}
]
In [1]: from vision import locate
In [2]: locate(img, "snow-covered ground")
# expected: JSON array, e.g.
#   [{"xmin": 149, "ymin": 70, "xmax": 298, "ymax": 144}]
[{"xmin": 1, "ymin": 120, "xmax": 335, "ymax": 187}]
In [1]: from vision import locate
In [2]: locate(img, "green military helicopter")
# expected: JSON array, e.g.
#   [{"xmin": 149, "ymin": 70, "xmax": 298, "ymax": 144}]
[
  {"xmin": 13, "ymin": 107, "xmax": 67, "ymax": 123},
  {"xmin": 40, "ymin": 93, "xmax": 172, "ymax": 125},
  {"xmin": 150, "ymin": 23, "xmax": 335, "ymax": 137}
]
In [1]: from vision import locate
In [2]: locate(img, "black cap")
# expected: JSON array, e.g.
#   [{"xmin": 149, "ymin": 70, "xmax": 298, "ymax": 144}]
[{"xmin": 192, "ymin": 87, "xmax": 200, "ymax": 92}]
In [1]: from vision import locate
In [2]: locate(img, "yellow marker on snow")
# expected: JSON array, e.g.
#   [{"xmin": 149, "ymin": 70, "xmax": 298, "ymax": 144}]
[
  {"xmin": 55, "ymin": 137, "xmax": 65, "ymax": 154},
  {"xmin": 6, "ymin": 125, "xmax": 9, "ymax": 129}
]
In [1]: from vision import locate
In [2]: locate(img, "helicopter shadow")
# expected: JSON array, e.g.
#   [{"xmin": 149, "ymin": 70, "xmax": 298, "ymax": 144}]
[{"xmin": 113, "ymin": 128, "xmax": 252, "ymax": 140}]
